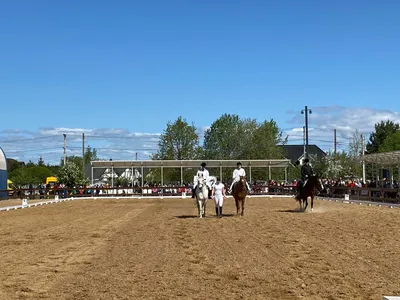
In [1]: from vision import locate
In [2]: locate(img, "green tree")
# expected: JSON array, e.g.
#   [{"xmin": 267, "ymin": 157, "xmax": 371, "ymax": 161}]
[
  {"xmin": 9, "ymin": 168, "xmax": 32, "ymax": 187},
  {"xmin": 153, "ymin": 116, "xmax": 202, "ymax": 160},
  {"xmin": 347, "ymin": 129, "xmax": 363, "ymax": 178},
  {"xmin": 366, "ymin": 120, "xmax": 400, "ymax": 154},
  {"xmin": 26, "ymin": 160, "xmax": 35, "ymax": 167},
  {"xmin": 84, "ymin": 146, "xmax": 98, "ymax": 163},
  {"xmin": 244, "ymin": 119, "xmax": 286, "ymax": 159},
  {"xmin": 151, "ymin": 117, "xmax": 202, "ymax": 183},
  {"xmin": 9, "ymin": 165, "xmax": 53, "ymax": 186},
  {"xmin": 379, "ymin": 131, "xmax": 400, "ymax": 152},
  {"xmin": 58, "ymin": 161, "xmax": 85, "ymax": 187},
  {"xmin": 38, "ymin": 156, "xmax": 45, "ymax": 166},
  {"xmin": 203, "ymin": 114, "xmax": 244, "ymax": 159},
  {"xmin": 204, "ymin": 115, "xmax": 285, "ymax": 160}
]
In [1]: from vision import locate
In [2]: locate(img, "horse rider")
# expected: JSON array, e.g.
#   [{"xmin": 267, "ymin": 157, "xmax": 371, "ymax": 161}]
[
  {"xmin": 212, "ymin": 176, "xmax": 227, "ymax": 218},
  {"xmin": 192, "ymin": 162, "xmax": 212, "ymax": 199},
  {"xmin": 228, "ymin": 162, "xmax": 251, "ymax": 194},
  {"xmin": 295, "ymin": 158, "xmax": 314, "ymax": 200}
]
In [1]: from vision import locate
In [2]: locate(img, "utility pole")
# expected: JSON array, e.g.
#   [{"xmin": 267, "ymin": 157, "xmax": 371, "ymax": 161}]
[
  {"xmin": 301, "ymin": 106, "xmax": 312, "ymax": 159},
  {"xmin": 334, "ymin": 129, "xmax": 337, "ymax": 156},
  {"xmin": 303, "ymin": 126, "xmax": 306, "ymax": 159},
  {"xmin": 135, "ymin": 152, "xmax": 138, "ymax": 161},
  {"xmin": 63, "ymin": 134, "xmax": 67, "ymax": 166},
  {"xmin": 361, "ymin": 133, "xmax": 366, "ymax": 183},
  {"xmin": 82, "ymin": 133, "xmax": 85, "ymax": 174}
]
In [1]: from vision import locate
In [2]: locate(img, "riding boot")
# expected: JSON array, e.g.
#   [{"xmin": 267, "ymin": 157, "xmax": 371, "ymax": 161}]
[
  {"xmin": 219, "ymin": 206, "xmax": 223, "ymax": 217},
  {"xmin": 208, "ymin": 188, "xmax": 212, "ymax": 199},
  {"xmin": 215, "ymin": 207, "xmax": 219, "ymax": 216},
  {"xmin": 192, "ymin": 186, "xmax": 196, "ymax": 198}
]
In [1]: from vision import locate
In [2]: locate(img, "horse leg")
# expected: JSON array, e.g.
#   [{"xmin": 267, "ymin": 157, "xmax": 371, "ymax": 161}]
[
  {"xmin": 235, "ymin": 198, "xmax": 240, "ymax": 216},
  {"xmin": 304, "ymin": 197, "xmax": 308, "ymax": 211},
  {"xmin": 311, "ymin": 196, "xmax": 314, "ymax": 212},
  {"xmin": 241, "ymin": 198, "xmax": 245, "ymax": 216},
  {"xmin": 203, "ymin": 200, "xmax": 206, "ymax": 217},
  {"xmin": 198, "ymin": 200, "xmax": 203, "ymax": 218}
]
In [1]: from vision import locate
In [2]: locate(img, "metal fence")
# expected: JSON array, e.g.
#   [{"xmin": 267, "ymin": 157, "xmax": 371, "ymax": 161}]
[{"xmin": 1, "ymin": 185, "xmax": 399, "ymax": 204}]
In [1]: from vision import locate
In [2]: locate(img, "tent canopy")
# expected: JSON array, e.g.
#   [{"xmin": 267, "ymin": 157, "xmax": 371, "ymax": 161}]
[{"xmin": 362, "ymin": 151, "xmax": 400, "ymax": 166}]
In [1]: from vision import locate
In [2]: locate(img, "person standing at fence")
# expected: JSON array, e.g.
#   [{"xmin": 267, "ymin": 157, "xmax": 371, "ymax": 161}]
[
  {"xmin": 212, "ymin": 177, "xmax": 226, "ymax": 217},
  {"xmin": 228, "ymin": 162, "xmax": 251, "ymax": 194}
]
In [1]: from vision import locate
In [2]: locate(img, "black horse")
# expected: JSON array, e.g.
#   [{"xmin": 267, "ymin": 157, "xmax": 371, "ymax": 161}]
[{"xmin": 296, "ymin": 175, "xmax": 324, "ymax": 211}]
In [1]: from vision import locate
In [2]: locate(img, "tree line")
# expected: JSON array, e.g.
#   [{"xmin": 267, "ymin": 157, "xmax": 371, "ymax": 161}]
[{"xmin": 6, "ymin": 116, "xmax": 400, "ymax": 187}]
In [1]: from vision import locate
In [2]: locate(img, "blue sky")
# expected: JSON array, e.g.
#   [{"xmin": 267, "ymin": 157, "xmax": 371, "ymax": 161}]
[{"xmin": 1, "ymin": 0, "xmax": 400, "ymax": 164}]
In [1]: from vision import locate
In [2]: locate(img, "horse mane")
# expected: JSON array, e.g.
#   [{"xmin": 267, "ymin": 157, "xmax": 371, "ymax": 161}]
[{"xmin": 233, "ymin": 176, "xmax": 247, "ymax": 195}]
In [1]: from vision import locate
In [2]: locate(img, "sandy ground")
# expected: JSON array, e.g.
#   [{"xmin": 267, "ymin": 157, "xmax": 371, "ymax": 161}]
[{"xmin": 0, "ymin": 196, "xmax": 399, "ymax": 300}]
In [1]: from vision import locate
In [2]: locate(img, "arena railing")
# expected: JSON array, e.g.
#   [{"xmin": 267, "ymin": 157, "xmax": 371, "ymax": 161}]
[{"xmin": 0, "ymin": 185, "xmax": 399, "ymax": 203}]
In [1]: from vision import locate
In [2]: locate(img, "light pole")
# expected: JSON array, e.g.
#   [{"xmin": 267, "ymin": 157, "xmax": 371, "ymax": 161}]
[{"xmin": 301, "ymin": 106, "xmax": 312, "ymax": 160}]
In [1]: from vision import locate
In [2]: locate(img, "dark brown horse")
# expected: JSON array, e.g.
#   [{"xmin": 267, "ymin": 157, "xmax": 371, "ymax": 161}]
[
  {"xmin": 233, "ymin": 176, "xmax": 247, "ymax": 216},
  {"xmin": 296, "ymin": 175, "xmax": 323, "ymax": 211}
]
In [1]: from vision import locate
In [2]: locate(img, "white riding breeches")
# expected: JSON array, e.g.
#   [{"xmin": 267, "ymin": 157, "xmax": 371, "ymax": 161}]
[{"xmin": 214, "ymin": 195, "xmax": 224, "ymax": 207}]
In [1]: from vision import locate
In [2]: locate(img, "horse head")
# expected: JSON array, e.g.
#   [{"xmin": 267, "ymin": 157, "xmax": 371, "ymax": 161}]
[{"xmin": 307, "ymin": 175, "xmax": 323, "ymax": 191}]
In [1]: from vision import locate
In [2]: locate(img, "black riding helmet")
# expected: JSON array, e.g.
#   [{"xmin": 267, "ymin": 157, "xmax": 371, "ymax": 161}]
[
  {"xmin": 201, "ymin": 162, "xmax": 206, "ymax": 167},
  {"xmin": 304, "ymin": 158, "xmax": 309, "ymax": 163},
  {"xmin": 237, "ymin": 162, "xmax": 242, "ymax": 166}
]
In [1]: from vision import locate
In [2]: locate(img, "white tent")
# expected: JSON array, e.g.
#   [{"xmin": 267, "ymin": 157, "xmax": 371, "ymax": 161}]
[
  {"xmin": 100, "ymin": 168, "xmax": 119, "ymax": 182},
  {"xmin": 120, "ymin": 168, "xmax": 133, "ymax": 180},
  {"xmin": 119, "ymin": 168, "xmax": 142, "ymax": 185}
]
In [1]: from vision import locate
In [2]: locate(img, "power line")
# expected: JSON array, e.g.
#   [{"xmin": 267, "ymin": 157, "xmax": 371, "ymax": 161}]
[{"xmin": 0, "ymin": 135, "xmax": 60, "ymax": 143}]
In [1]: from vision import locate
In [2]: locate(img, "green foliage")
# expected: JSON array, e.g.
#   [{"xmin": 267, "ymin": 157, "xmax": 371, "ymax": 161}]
[
  {"xmin": 154, "ymin": 116, "xmax": 202, "ymax": 160},
  {"xmin": 116, "ymin": 177, "xmax": 130, "ymax": 187},
  {"xmin": 150, "ymin": 117, "xmax": 202, "ymax": 182},
  {"xmin": 379, "ymin": 130, "xmax": 400, "ymax": 153},
  {"xmin": 9, "ymin": 165, "xmax": 53, "ymax": 186},
  {"xmin": 310, "ymin": 151, "xmax": 359, "ymax": 179},
  {"xmin": 366, "ymin": 120, "xmax": 400, "ymax": 154},
  {"xmin": 204, "ymin": 114, "xmax": 284, "ymax": 160},
  {"xmin": 57, "ymin": 161, "xmax": 85, "ymax": 187},
  {"xmin": 203, "ymin": 114, "xmax": 244, "ymax": 159},
  {"xmin": 84, "ymin": 146, "xmax": 98, "ymax": 163},
  {"xmin": 9, "ymin": 168, "xmax": 32, "ymax": 187}
]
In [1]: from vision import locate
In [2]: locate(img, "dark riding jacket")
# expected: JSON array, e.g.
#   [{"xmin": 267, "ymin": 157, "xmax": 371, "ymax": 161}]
[{"xmin": 301, "ymin": 164, "xmax": 313, "ymax": 181}]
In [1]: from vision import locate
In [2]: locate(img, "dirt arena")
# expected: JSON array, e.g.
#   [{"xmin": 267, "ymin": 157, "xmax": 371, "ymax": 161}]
[{"xmin": 0, "ymin": 196, "xmax": 399, "ymax": 300}]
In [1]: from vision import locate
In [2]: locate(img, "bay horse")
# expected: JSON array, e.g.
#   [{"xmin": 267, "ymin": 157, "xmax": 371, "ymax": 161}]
[
  {"xmin": 194, "ymin": 177, "xmax": 208, "ymax": 218},
  {"xmin": 233, "ymin": 176, "xmax": 247, "ymax": 216},
  {"xmin": 296, "ymin": 175, "xmax": 324, "ymax": 211}
]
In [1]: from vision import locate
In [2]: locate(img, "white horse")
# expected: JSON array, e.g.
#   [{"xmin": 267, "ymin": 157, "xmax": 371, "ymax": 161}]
[{"xmin": 194, "ymin": 177, "xmax": 208, "ymax": 218}]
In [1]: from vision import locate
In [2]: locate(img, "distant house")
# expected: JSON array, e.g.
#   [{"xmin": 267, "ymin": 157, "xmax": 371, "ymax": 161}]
[{"xmin": 279, "ymin": 145, "xmax": 326, "ymax": 165}]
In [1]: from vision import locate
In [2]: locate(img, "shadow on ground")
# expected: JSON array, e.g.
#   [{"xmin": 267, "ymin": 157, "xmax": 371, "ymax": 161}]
[
  {"xmin": 176, "ymin": 214, "xmax": 236, "ymax": 219},
  {"xmin": 277, "ymin": 209, "xmax": 305, "ymax": 213}
]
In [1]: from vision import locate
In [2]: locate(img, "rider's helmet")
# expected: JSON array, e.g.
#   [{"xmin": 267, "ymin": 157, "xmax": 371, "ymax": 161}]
[
  {"xmin": 201, "ymin": 162, "xmax": 206, "ymax": 167},
  {"xmin": 304, "ymin": 158, "xmax": 309, "ymax": 163},
  {"xmin": 237, "ymin": 162, "xmax": 242, "ymax": 167}
]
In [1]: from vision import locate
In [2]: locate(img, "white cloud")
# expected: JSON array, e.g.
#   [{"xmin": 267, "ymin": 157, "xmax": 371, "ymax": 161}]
[
  {"xmin": 285, "ymin": 106, "xmax": 400, "ymax": 152},
  {"xmin": 0, "ymin": 127, "xmax": 162, "ymax": 165}
]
